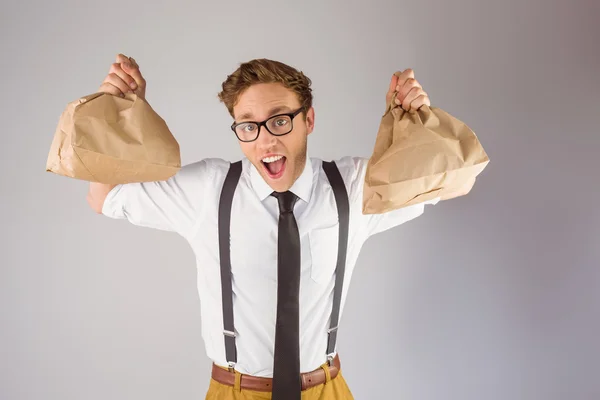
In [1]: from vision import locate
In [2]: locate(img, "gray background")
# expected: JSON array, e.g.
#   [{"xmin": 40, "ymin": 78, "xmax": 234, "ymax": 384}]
[{"xmin": 1, "ymin": 0, "xmax": 599, "ymax": 399}]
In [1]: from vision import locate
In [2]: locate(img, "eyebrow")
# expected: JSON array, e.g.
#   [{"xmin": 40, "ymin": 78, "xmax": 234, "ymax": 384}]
[{"xmin": 237, "ymin": 106, "xmax": 292, "ymax": 122}]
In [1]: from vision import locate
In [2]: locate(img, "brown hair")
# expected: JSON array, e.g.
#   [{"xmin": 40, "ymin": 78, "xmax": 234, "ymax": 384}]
[{"xmin": 218, "ymin": 58, "xmax": 313, "ymax": 119}]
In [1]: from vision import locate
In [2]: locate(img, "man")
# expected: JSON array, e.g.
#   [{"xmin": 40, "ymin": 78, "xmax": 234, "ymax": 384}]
[{"xmin": 87, "ymin": 53, "xmax": 437, "ymax": 400}]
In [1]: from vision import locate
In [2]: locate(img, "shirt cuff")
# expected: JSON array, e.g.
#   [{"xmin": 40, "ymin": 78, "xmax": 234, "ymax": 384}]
[{"xmin": 101, "ymin": 184, "xmax": 126, "ymax": 219}]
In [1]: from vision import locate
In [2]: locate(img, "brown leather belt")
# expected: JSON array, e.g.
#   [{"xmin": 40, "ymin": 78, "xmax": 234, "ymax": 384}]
[{"xmin": 211, "ymin": 354, "xmax": 341, "ymax": 392}]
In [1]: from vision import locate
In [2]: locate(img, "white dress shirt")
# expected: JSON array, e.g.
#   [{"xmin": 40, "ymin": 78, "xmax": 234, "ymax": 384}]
[{"xmin": 102, "ymin": 154, "xmax": 439, "ymax": 377}]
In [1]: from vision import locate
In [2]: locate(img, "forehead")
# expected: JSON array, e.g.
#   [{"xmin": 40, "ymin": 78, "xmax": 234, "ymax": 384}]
[{"xmin": 233, "ymin": 83, "xmax": 300, "ymax": 121}]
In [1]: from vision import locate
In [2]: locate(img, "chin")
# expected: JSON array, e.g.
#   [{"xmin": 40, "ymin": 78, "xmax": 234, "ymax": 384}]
[{"xmin": 261, "ymin": 170, "xmax": 293, "ymax": 192}]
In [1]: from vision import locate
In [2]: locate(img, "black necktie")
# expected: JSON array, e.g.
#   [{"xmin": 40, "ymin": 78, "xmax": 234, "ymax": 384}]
[{"xmin": 271, "ymin": 190, "xmax": 301, "ymax": 400}]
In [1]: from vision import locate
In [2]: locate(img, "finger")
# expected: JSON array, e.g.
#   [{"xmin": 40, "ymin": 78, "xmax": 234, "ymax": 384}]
[
  {"xmin": 98, "ymin": 82, "xmax": 124, "ymax": 97},
  {"xmin": 401, "ymin": 87, "xmax": 424, "ymax": 111},
  {"xmin": 394, "ymin": 68, "xmax": 415, "ymax": 92},
  {"xmin": 395, "ymin": 78, "xmax": 420, "ymax": 106},
  {"xmin": 109, "ymin": 63, "xmax": 137, "ymax": 91},
  {"xmin": 121, "ymin": 61, "xmax": 146, "ymax": 91},
  {"xmin": 398, "ymin": 78, "xmax": 420, "ymax": 99},
  {"xmin": 386, "ymin": 74, "xmax": 400, "ymax": 105},
  {"xmin": 102, "ymin": 72, "xmax": 131, "ymax": 96},
  {"xmin": 115, "ymin": 53, "xmax": 130, "ymax": 64},
  {"xmin": 128, "ymin": 56, "xmax": 139, "ymax": 69},
  {"xmin": 410, "ymin": 93, "xmax": 430, "ymax": 111}
]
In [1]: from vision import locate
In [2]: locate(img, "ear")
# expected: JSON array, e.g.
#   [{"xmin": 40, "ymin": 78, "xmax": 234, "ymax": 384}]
[{"xmin": 305, "ymin": 107, "xmax": 315, "ymax": 135}]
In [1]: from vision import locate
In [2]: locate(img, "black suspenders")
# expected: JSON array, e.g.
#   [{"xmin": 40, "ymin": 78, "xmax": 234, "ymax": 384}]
[
  {"xmin": 217, "ymin": 160, "xmax": 350, "ymax": 370},
  {"xmin": 218, "ymin": 160, "xmax": 242, "ymax": 369},
  {"xmin": 321, "ymin": 160, "xmax": 350, "ymax": 365}
]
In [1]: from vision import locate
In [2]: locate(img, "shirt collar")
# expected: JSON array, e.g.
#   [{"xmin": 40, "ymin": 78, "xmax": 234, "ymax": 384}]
[{"xmin": 249, "ymin": 155, "xmax": 313, "ymax": 203}]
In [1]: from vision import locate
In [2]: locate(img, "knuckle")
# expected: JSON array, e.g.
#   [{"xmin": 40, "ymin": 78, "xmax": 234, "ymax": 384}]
[
  {"xmin": 107, "ymin": 74, "xmax": 125, "ymax": 89},
  {"xmin": 99, "ymin": 83, "xmax": 117, "ymax": 94}
]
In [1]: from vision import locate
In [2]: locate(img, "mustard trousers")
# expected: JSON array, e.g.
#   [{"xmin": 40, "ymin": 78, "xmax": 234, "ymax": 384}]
[{"xmin": 204, "ymin": 360, "xmax": 354, "ymax": 400}]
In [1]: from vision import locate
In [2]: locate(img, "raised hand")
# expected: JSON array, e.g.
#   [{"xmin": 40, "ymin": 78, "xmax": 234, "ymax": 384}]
[{"xmin": 98, "ymin": 53, "xmax": 147, "ymax": 101}]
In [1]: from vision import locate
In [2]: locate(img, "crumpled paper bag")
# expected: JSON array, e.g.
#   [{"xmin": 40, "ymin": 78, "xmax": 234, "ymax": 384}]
[
  {"xmin": 362, "ymin": 72, "xmax": 490, "ymax": 214},
  {"xmin": 46, "ymin": 91, "xmax": 181, "ymax": 184}
]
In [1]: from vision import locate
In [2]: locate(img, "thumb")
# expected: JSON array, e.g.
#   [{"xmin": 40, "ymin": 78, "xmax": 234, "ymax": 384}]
[
  {"xmin": 386, "ymin": 74, "xmax": 399, "ymax": 104},
  {"xmin": 388, "ymin": 74, "xmax": 399, "ymax": 94}
]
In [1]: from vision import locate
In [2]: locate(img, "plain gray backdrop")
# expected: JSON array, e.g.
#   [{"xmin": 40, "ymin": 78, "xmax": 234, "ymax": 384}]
[{"xmin": 2, "ymin": 0, "xmax": 599, "ymax": 399}]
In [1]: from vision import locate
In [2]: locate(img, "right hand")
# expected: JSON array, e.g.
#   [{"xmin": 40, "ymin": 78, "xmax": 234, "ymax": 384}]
[{"xmin": 98, "ymin": 53, "xmax": 147, "ymax": 101}]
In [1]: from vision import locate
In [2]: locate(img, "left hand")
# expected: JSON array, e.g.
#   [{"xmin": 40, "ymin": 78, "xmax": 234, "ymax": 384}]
[{"xmin": 386, "ymin": 69, "xmax": 431, "ymax": 111}]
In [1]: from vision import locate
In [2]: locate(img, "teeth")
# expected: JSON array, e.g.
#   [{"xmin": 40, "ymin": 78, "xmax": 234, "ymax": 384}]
[{"xmin": 262, "ymin": 155, "xmax": 284, "ymax": 163}]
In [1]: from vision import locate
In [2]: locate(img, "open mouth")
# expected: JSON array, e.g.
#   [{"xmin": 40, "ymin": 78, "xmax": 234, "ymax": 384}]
[{"xmin": 261, "ymin": 155, "xmax": 287, "ymax": 180}]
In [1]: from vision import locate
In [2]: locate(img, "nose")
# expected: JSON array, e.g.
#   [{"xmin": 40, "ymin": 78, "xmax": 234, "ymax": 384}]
[{"xmin": 255, "ymin": 125, "xmax": 278, "ymax": 148}]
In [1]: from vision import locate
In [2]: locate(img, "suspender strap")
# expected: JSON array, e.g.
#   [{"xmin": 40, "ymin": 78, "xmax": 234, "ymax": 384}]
[
  {"xmin": 218, "ymin": 160, "xmax": 243, "ymax": 369},
  {"xmin": 321, "ymin": 160, "xmax": 350, "ymax": 365}
]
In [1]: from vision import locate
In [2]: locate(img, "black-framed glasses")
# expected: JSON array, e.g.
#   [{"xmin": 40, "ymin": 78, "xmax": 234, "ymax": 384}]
[{"xmin": 230, "ymin": 107, "xmax": 304, "ymax": 142}]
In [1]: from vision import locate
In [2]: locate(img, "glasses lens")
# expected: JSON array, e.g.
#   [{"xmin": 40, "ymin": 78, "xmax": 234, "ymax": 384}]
[
  {"xmin": 235, "ymin": 123, "xmax": 259, "ymax": 141},
  {"xmin": 266, "ymin": 115, "xmax": 293, "ymax": 135}
]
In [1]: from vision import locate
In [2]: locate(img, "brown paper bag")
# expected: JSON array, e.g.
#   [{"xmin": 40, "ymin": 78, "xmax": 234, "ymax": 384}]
[
  {"xmin": 46, "ymin": 91, "xmax": 181, "ymax": 184},
  {"xmin": 362, "ymin": 72, "xmax": 490, "ymax": 214}
]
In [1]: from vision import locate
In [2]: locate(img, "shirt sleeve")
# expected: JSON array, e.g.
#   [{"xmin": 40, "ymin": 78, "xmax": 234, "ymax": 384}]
[
  {"xmin": 101, "ymin": 158, "xmax": 216, "ymax": 239},
  {"xmin": 337, "ymin": 156, "xmax": 439, "ymax": 237}
]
